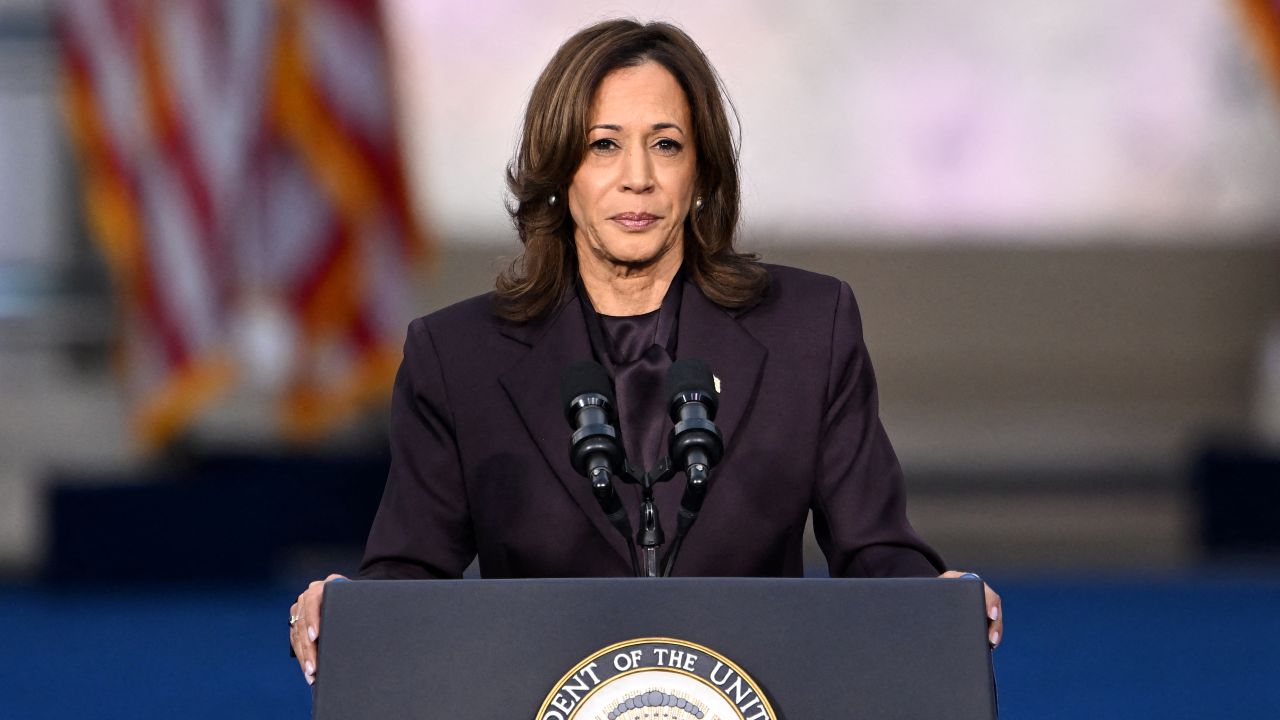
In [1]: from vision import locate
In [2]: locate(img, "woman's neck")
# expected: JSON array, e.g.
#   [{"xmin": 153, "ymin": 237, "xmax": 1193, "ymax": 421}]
[{"xmin": 578, "ymin": 254, "xmax": 681, "ymax": 317}]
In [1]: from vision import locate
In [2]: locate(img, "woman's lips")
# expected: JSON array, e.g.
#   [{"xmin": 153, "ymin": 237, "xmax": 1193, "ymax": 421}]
[{"xmin": 610, "ymin": 212, "xmax": 660, "ymax": 230}]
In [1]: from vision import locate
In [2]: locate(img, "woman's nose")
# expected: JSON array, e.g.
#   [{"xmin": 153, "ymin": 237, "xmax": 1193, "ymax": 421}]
[{"xmin": 620, "ymin": 146, "xmax": 655, "ymax": 193}]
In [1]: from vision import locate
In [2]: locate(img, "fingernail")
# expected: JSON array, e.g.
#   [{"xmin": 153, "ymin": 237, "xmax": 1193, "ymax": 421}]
[
  {"xmin": 306, "ymin": 673, "xmax": 314, "ymax": 686},
  {"xmin": 990, "ymin": 631, "xmax": 1000, "ymax": 646},
  {"xmin": 305, "ymin": 661, "xmax": 315, "ymax": 675},
  {"xmin": 308, "ymin": 626, "xmax": 318, "ymax": 642},
  {"xmin": 989, "ymin": 606, "xmax": 999, "ymax": 621}
]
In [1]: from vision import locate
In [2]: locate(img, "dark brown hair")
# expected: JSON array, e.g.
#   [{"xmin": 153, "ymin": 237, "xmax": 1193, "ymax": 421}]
[{"xmin": 494, "ymin": 19, "xmax": 769, "ymax": 322}]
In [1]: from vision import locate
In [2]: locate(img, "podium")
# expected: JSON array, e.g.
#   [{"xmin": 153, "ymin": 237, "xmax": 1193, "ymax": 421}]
[{"xmin": 313, "ymin": 577, "xmax": 998, "ymax": 719}]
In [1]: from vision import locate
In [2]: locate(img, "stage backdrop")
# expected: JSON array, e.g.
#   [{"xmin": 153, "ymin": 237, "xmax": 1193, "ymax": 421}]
[{"xmin": 386, "ymin": 0, "xmax": 1280, "ymax": 245}]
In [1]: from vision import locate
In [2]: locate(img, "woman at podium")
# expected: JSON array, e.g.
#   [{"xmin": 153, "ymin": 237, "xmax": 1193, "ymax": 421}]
[{"xmin": 289, "ymin": 19, "xmax": 1001, "ymax": 685}]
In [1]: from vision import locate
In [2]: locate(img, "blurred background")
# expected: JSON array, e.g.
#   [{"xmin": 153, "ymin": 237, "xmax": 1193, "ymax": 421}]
[{"xmin": 2, "ymin": 0, "xmax": 1279, "ymax": 717}]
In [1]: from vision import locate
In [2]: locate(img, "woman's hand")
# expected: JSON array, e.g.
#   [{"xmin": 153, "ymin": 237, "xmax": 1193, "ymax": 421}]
[
  {"xmin": 939, "ymin": 570, "xmax": 1002, "ymax": 648},
  {"xmin": 289, "ymin": 573, "xmax": 348, "ymax": 685}
]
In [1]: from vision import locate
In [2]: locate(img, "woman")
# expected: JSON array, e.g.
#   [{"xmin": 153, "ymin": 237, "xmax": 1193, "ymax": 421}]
[{"xmin": 289, "ymin": 19, "xmax": 1001, "ymax": 685}]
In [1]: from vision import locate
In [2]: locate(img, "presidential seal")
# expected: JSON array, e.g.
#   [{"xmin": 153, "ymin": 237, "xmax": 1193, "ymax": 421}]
[{"xmin": 537, "ymin": 637, "xmax": 776, "ymax": 720}]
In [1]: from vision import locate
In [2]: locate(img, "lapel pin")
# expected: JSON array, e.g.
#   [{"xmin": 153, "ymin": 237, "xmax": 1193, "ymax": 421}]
[{"xmin": 713, "ymin": 374, "xmax": 721, "ymax": 394}]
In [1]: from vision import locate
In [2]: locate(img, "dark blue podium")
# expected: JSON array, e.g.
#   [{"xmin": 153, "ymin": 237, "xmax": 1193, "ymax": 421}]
[{"xmin": 313, "ymin": 577, "xmax": 997, "ymax": 719}]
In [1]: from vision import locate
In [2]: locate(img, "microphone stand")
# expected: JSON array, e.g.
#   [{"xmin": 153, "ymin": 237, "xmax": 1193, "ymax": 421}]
[
  {"xmin": 637, "ymin": 480, "xmax": 663, "ymax": 578},
  {"xmin": 597, "ymin": 366, "xmax": 722, "ymax": 578},
  {"xmin": 620, "ymin": 457, "xmax": 689, "ymax": 578},
  {"xmin": 618, "ymin": 461, "xmax": 665, "ymax": 577},
  {"xmin": 605, "ymin": 459, "xmax": 719, "ymax": 577}
]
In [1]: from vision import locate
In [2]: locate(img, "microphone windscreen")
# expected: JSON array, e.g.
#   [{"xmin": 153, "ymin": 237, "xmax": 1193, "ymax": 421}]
[
  {"xmin": 665, "ymin": 358, "xmax": 716, "ymax": 402},
  {"xmin": 560, "ymin": 359, "xmax": 615, "ymax": 411}
]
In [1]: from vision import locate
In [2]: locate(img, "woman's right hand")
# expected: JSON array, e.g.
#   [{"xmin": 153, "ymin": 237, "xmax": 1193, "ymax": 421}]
[{"xmin": 289, "ymin": 573, "xmax": 348, "ymax": 685}]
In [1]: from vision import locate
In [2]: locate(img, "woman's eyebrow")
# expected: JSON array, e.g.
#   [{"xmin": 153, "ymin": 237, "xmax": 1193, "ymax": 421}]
[{"xmin": 588, "ymin": 122, "xmax": 686, "ymax": 133}]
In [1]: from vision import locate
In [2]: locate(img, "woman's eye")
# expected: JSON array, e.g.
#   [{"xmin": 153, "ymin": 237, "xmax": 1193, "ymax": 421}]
[
  {"xmin": 589, "ymin": 138, "xmax": 619, "ymax": 153},
  {"xmin": 654, "ymin": 138, "xmax": 683, "ymax": 154}
]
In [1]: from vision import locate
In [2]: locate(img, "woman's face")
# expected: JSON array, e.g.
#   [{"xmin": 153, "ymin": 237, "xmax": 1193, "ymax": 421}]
[{"xmin": 568, "ymin": 61, "xmax": 696, "ymax": 275}]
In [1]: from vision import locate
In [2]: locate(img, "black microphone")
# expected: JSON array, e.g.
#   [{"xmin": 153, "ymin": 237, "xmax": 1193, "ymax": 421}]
[
  {"xmin": 561, "ymin": 360, "xmax": 637, "ymax": 574},
  {"xmin": 660, "ymin": 358, "xmax": 724, "ymax": 576},
  {"xmin": 666, "ymin": 358, "xmax": 724, "ymax": 502}
]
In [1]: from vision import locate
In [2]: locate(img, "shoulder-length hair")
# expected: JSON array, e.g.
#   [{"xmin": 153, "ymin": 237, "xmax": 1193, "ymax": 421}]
[{"xmin": 494, "ymin": 19, "xmax": 769, "ymax": 322}]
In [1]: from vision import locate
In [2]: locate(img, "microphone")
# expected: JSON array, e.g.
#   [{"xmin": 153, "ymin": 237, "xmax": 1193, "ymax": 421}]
[
  {"xmin": 666, "ymin": 358, "xmax": 724, "ymax": 503},
  {"xmin": 660, "ymin": 359, "xmax": 724, "ymax": 577},
  {"xmin": 560, "ymin": 360, "xmax": 637, "ymax": 574},
  {"xmin": 561, "ymin": 360, "xmax": 625, "ymax": 507}
]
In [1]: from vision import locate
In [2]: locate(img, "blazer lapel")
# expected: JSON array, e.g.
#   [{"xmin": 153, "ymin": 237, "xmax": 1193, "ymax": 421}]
[
  {"xmin": 497, "ymin": 294, "xmax": 635, "ymax": 567},
  {"xmin": 676, "ymin": 282, "xmax": 768, "ymax": 454}
]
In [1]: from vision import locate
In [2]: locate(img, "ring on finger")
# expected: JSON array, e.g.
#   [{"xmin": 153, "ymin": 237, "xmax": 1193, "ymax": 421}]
[{"xmin": 289, "ymin": 613, "xmax": 302, "ymax": 626}]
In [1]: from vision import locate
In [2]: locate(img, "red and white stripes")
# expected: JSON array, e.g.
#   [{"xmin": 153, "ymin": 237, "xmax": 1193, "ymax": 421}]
[{"xmin": 58, "ymin": 0, "xmax": 425, "ymax": 447}]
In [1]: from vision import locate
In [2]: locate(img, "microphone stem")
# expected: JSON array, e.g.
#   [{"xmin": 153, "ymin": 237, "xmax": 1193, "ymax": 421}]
[
  {"xmin": 661, "ymin": 465, "xmax": 709, "ymax": 576},
  {"xmin": 637, "ymin": 490, "xmax": 664, "ymax": 578},
  {"xmin": 643, "ymin": 546, "xmax": 659, "ymax": 578},
  {"xmin": 589, "ymin": 465, "xmax": 639, "ymax": 576}
]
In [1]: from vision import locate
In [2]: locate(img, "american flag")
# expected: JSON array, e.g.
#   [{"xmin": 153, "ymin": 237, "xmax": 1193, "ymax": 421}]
[{"xmin": 57, "ymin": 0, "xmax": 425, "ymax": 447}]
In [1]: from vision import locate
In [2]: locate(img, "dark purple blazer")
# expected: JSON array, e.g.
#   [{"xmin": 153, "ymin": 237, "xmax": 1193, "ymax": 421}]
[{"xmin": 359, "ymin": 264, "xmax": 945, "ymax": 579}]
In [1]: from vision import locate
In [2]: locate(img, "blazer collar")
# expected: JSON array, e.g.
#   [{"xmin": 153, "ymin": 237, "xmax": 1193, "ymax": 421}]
[{"xmin": 497, "ymin": 281, "xmax": 767, "ymax": 567}]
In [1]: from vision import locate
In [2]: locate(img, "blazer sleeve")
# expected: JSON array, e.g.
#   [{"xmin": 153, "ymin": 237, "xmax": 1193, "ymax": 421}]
[
  {"xmin": 810, "ymin": 281, "xmax": 947, "ymax": 578},
  {"xmin": 358, "ymin": 317, "xmax": 476, "ymax": 579}
]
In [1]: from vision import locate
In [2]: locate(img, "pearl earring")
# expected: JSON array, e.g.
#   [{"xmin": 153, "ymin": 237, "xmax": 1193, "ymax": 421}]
[
  {"xmin": 548, "ymin": 193, "xmax": 558, "ymax": 206},
  {"xmin": 694, "ymin": 196, "xmax": 703, "ymax": 211}
]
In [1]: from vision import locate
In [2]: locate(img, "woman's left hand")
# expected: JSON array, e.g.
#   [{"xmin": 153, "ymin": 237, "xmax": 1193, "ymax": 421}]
[{"xmin": 939, "ymin": 570, "xmax": 1002, "ymax": 648}]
